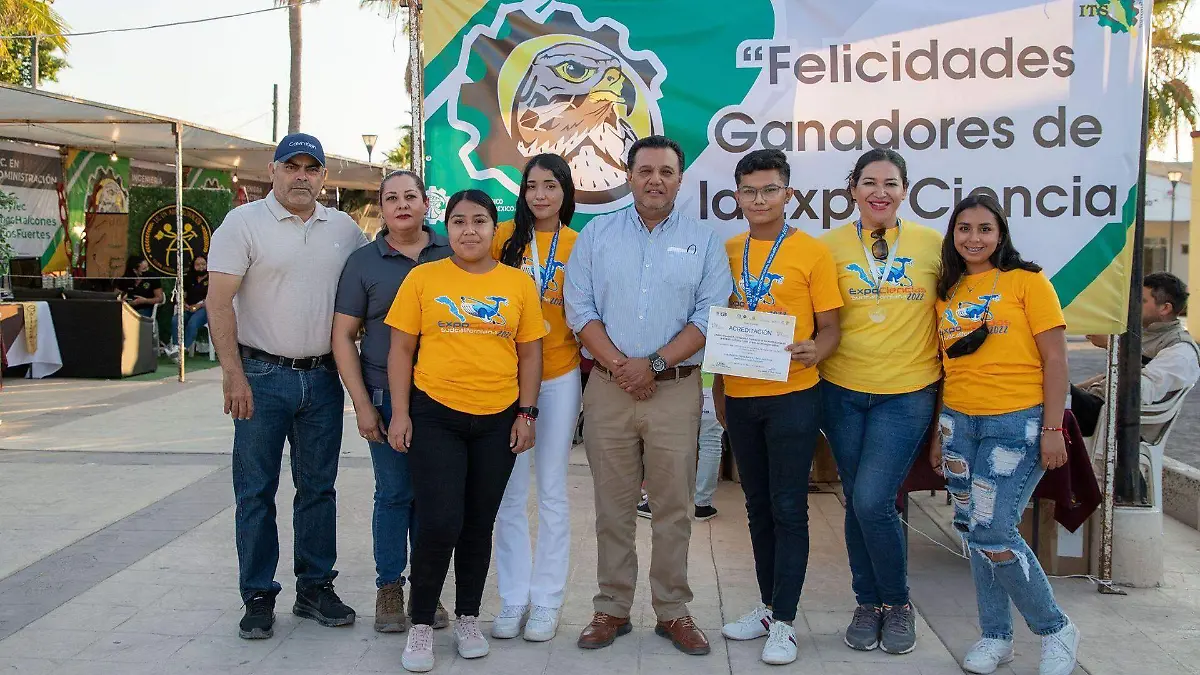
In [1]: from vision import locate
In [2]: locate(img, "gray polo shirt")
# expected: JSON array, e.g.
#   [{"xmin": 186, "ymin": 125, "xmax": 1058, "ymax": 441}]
[
  {"xmin": 334, "ymin": 227, "xmax": 451, "ymax": 390},
  {"xmin": 208, "ymin": 191, "xmax": 368, "ymax": 358}
]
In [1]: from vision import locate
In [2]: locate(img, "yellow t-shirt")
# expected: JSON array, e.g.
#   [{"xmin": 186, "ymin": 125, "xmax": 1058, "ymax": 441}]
[
  {"xmin": 937, "ymin": 268, "xmax": 1065, "ymax": 416},
  {"xmin": 818, "ymin": 219, "xmax": 942, "ymax": 394},
  {"xmin": 385, "ymin": 258, "xmax": 548, "ymax": 415},
  {"xmin": 723, "ymin": 229, "xmax": 844, "ymax": 397},
  {"xmin": 491, "ymin": 221, "xmax": 581, "ymax": 380}
]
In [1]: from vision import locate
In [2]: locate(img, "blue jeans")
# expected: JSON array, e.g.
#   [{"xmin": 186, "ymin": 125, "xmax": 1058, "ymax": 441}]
[
  {"xmin": 171, "ymin": 307, "xmax": 208, "ymax": 348},
  {"xmin": 367, "ymin": 388, "xmax": 416, "ymax": 588},
  {"xmin": 940, "ymin": 405, "xmax": 1069, "ymax": 639},
  {"xmin": 725, "ymin": 386, "xmax": 822, "ymax": 622},
  {"xmin": 232, "ymin": 357, "xmax": 344, "ymax": 602},
  {"xmin": 694, "ymin": 403, "xmax": 723, "ymax": 507},
  {"xmin": 820, "ymin": 380, "xmax": 937, "ymax": 607}
]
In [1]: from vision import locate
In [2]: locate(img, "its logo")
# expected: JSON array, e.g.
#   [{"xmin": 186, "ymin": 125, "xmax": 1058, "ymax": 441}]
[
  {"xmin": 1079, "ymin": 1, "xmax": 1139, "ymax": 34},
  {"xmin": 943, "ymin": 294, "xmax": 1002, "ymax": 330},
  {"xmin": 87, "ymin": 167, "xmax": 128, "ymax": 214},
  {"xmin": 441, "ymin": 3, "xmax": 666, "ymax": 211},
  {"xmin": 426, "ymin": 186, "xmax": 449, "ymax": 226},
  {"xmin": 435, "ymin": 295, "xmax": 509, "ymax": 325},
  {"xmin": 521, "ymin": 256, "xmax": 566, "ymax": 292},
  {"xmin": 141, "ymin": 205, "xmax": 212, "ymax": 275},
  {"xmin": 846, "ymin": 258, "xmax": 915, "ymax": 288},
  {"xmin": 734, "ymin": 272, "xmax": 785, "ymax": 307}
]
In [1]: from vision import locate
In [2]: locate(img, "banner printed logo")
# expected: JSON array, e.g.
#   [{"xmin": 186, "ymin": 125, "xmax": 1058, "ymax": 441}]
[
  {"xmin": 1078, "ymin": 0, "xmax": 1139, "ymax": 34},
  {"xmin": 440, "ymin": 2, "xmax": 667, "ymax": 212},
  {"xmin": 141, "ymin": 205, "xmax": 212, "ymax": 276}
]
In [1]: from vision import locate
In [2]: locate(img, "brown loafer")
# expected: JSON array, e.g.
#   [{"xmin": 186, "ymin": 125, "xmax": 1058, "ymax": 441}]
[
  {"xmin": 577, "ymin": 612, "xmax": 632, "ymax": 649},
  {"xmin": 655, "ymin": 615, "xmax": 710, "ymax": 655}
]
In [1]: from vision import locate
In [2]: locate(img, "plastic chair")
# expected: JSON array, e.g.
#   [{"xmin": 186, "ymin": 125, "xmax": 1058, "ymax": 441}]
[{"xmin": 1138, "ymin": 383, "xmax": 1194, "ymax": 509}]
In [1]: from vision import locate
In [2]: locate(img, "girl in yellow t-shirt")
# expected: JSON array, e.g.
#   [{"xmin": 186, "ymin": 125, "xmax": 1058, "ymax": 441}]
[
  {"xmin": 818, "ymin": 149, "xmax": 941, "ymax": 655},
  {"xmin": 489, "ymin": 154, "xmax": 581, "ymax": 642},
  {"xmin": 929, "ymin": 194, "xmax": 1077, "ymax": 675},
  {"xmin": 384, "ymin": 189, "xmax": 548, "ymax": 672}
]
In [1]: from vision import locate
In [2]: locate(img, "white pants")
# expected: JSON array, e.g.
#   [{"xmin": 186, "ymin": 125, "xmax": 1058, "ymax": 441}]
[{"xmin": 494, "ymin": 368, "xmax": 581, "ymax": 609}]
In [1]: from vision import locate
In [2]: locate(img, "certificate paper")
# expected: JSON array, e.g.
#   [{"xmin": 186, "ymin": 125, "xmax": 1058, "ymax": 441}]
[{"xmin": 702, "ymin": 307, "xmax": 796, "ymax": 382}]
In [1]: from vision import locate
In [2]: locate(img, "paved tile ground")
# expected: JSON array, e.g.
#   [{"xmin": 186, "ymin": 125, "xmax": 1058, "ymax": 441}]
[{"xmin": 0, "ymin": 369, "xmax": 1195, "ymax": 674}]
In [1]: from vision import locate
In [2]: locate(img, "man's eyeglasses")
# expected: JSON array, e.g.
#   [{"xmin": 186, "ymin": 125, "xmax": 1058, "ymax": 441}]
[{"xmin": 737, "ymin": 184, "xmax": 786, "ymax": 201}]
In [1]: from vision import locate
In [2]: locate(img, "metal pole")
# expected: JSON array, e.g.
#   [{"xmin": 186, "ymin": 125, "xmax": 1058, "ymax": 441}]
[
  {"xmin": 1169, "ymin": 181, "xmax": 1178, "ymax": 274},
  {"xmin": 408, "ymin": 1, "xmax": 424, "ymax": 178},
  {"xmin": 174, "ymin": 121, "xmax": 186, "ymax": 383},
  {"xmin": 1098, "ymin": 335, "xmax": 1122, "ymax": 584},
  {"xmin": 31, "ymin": 36, "xmax": 39, "ymax": 89},
  {"xmin": 1113, "ymin": 32, "xmax": 1153, "ymax": 506},
  {"xmin": 272, "ymin": 84, "xmax": 279, "ymax": 143}
]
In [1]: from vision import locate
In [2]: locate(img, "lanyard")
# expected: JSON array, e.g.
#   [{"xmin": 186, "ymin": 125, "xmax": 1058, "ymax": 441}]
[
  {"xmin": 742, "ymin": 224, "xmax": 789, "ymax": 311},
  {"xmin": 856, "ymin": 219, "xmax": 902, "ymax": 295},
  {"xmin": 528, "ymin": 225, "xmax": 562, "ymax": 300}
]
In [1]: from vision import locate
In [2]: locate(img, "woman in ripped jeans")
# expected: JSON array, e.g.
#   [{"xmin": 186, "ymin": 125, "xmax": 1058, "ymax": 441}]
[{"xmin": 930, "ymin": 194, "xmax": 1079, "ymax": 675}]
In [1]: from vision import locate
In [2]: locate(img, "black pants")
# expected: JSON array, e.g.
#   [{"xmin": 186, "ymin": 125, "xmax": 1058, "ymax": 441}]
[
  {"xmin": 724, "ymin": 386, "xmax": 822, "ymax": 622},
  {"xmin": 407, "ymin": 388, "xmax": 518, "ymax": 625}
]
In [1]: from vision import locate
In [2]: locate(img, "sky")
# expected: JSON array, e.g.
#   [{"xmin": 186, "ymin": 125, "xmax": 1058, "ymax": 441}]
[{"xmin": 42, "ymin": 0, "xmax": 412, "ymax": 164}]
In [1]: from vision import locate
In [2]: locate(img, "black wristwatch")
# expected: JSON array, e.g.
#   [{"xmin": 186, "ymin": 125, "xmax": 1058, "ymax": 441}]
[
  {"xmin": 648, "ymin": 352, "xmax": 668, "ymax": 374},
  {"xmin": 517, "ymin": 405, "xmax": 539, "ymax": 420}
]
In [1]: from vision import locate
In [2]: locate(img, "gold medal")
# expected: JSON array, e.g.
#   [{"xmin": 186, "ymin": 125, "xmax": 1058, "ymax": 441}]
[{"xmin": 869, "ymin": 306, "xmax": 887, "ymax": 323}]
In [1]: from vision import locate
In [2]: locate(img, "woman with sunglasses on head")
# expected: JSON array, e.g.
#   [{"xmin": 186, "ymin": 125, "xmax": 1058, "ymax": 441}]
[
  {"xmin": 489, "ymin": 153, "xmax": 581, "ymax": 643},
  {"xmin": 818, "ymin": 148, "xmax": 943, "ymax": 656},
  {"xmin": 930, "ymin": 194, "xmax": 1077, "ymax": 675},
  {"xmin": 385, "ymin": 189, "xmax": 547, "ymax": 672},
  {"xmin": 332, "ymin": 170, "xmax": 452, "ymax": 634}
]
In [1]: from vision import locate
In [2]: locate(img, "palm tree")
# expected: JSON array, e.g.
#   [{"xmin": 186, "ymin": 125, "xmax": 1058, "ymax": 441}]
[
  {"xmin": 385, "ymin": 124, "xmax": 413, "ymax": 169},
  {"xmin": 0, "ymin": 0, "xmax": 69, "ymax": 86},
  {"xmin": 1150, "ymin": 0, "xmax": 1200, "ymax": 155}
]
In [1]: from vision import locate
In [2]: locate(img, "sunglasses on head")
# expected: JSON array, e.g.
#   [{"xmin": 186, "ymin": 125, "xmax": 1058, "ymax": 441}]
[{"xmin": 945, "ymin": 321, "xmax": 989, "ymax": 359}]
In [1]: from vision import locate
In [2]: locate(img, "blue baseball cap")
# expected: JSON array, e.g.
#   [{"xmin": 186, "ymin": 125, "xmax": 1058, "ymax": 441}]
[{"xmin": 274, "ymin": 133, "xmax": 326, "ymax": 166}]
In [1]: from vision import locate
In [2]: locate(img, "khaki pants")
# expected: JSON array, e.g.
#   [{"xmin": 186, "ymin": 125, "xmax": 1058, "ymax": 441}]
[{"xmin": 584, "ymin": 367, "xmax": 702, "ymax": 621}]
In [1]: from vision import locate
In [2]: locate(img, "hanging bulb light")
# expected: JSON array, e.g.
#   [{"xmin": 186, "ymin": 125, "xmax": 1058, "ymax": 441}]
[
  {"xmin": 231, "ymin": 171, "xmax": 239, "ymax": 184},
  {"xmin": 109, "ymin": 149, "xmax": 118, "ymax": 162}
]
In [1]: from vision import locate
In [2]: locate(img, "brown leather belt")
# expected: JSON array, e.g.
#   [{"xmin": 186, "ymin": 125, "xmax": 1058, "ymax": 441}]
[{"xmin": 594, "ymin": 362, "xmax": 698, "ymax": 382}]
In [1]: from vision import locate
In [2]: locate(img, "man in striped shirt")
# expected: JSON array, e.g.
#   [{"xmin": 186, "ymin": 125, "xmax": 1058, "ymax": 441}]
[{"xmin": 565, "ymin": 135, "xmax": 733, "ymax": 656}]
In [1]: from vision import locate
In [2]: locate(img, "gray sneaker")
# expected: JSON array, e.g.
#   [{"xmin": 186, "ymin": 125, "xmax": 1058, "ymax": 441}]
[
  {"xmin": 844, "ymin": 604, "xmax": 881, "ymax": 651},
  {"xmin": 880, "ymin": 603, "xmax": 916, "ymax": 655}
]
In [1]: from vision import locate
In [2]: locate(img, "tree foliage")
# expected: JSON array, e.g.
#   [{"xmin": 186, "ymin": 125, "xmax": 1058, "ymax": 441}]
[{"xmin": 0, "ymin": 0, "xmax": 69, "ymax": 86}]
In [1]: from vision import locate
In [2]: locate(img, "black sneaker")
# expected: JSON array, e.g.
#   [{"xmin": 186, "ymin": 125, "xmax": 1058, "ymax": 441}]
[
  {"xmin": 637, "ymin": 499, "xmax": 652, "ymax": 519},
  {"xmin": 293, "ymin": 582, "xmax": 356, "ymax": 627},
  {"xmin": 239, "ymin": 592, "xmax": 275, "ymax": 640},
  {"xmin": 694, "ymin": 505, "xmax": 718, "ymax": 521},
  {"xmin": 880, "ymin": 603, "xmax": 916, "ymax": 655}
]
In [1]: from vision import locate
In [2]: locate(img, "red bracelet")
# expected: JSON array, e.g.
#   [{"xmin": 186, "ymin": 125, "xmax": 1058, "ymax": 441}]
[
  {"xmin": 1041, "ymin": 426, "xmax": 1064, "ymax": 434},
  {"xmin": 517, "ymin": 413, "xmax": 536, "ymax": 422}
]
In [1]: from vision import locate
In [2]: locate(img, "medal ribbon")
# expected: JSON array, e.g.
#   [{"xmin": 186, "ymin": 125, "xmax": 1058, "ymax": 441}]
[
  {"xmin": 856, "ymin": 218, "xmax": 902, "ymax": 298},
  {"xmin": 742, "ymin": 224, "xmax": 790, "ymax": 312},
  {"xmin": 528, "ymin": 225, "xmax": 562, "ymax": 301}
]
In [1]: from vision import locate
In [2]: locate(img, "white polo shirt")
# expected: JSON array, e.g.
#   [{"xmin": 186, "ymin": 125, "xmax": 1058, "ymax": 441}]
[{"xmin": 208, "ymin": 190, "xmax": 368, "ymax": 358}]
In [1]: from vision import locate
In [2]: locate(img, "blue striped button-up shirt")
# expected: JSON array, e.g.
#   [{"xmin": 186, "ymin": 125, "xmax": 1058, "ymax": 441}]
[{"xmin": 564, "ymin": 205, "xmax": 734, "ymax": 366}]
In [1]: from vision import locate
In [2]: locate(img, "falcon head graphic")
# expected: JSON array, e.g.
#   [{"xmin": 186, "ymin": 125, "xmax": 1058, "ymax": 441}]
[{"xmin": 511, "ymin": 44, "xmax": 639, "ymax": 192}]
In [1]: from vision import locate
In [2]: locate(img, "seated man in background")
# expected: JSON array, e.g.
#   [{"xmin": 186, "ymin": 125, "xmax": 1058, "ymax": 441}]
[{"xmin": 1072, "ymin": 272, "xmax": 1200, "ymax": 440}]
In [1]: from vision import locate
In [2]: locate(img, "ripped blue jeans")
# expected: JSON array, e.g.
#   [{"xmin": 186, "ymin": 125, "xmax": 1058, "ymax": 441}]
[{"xmin": 939, "ymin": 405, "xmax": 1068, "ymax": 640}]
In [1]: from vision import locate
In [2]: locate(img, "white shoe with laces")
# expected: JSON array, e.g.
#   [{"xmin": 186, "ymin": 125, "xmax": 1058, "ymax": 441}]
[
  {"xmin": 523, "ymin": 605, "xmax": 559, "ymax": 642},
  {"xmin": 963, "ymin": 637, "xmax": 1015, "ymax": 674},
  {"xmin": 455, "ymin": 615, "xmax": 490, "ymax": 659},
  {"xmin": 1039, "ymin": 621, "xmax": 1080, "ymax": 675},
  {"xmin": 761, "ymin": 621, "xmax": 798, "ymax": 665},
  {"xmin": 721, "ymin": 604, "xmax": 773, "ymax": 640},
  {"xmin": 490, "ymin": 604, "xmax": 527, "ymax": 639},
  {"xmin": 401, "ymin": 624, "xmax": 435, "ymax": 673}
]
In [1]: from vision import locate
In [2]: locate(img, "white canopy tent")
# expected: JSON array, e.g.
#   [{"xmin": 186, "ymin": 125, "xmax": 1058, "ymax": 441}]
[{"xmin": 0, "ymin": 83, "xmax": 386, "ymax": 381}]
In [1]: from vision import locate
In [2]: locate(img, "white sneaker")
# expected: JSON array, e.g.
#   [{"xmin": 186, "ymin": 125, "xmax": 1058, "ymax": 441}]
[
  {"xmin": 761, "ymin": 621, "xmax": 798, "ymax": 665},
  {"xmin": 963, "ymin": 638, "xmax": 1015, "ymax": 674},
  {"xmin": 523, "ymin": 605, "xmax": 559, "ymax": 642},
  {"xmin": 722, "ymin": 604, "xmax": 773, "ymax": 640},
  {"xmin": 455, "ymin": 615, "xmax": 490, "ymax": 659},
  {"xmin": 1039, "ymin": 621, "xmax": 1080, "ymax": 675},
  {"xmin": 402, "ymin": 624, "xmax": 435, "ymax": 673},
  {"xmin": 490, "ymin": 603, "xmax": 528, "ymax": 639}
]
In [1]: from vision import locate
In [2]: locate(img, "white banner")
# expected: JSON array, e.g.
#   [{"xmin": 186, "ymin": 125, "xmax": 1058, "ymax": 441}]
[{"xmin": 0, "ymin": 145, "xmax": 64, "ymax": 261}]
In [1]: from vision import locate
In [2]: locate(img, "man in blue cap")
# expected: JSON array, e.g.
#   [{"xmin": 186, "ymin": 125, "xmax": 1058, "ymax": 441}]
[{"xmin": 208, "ymin": 133, "xmax": 368, "ymax": 639}]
